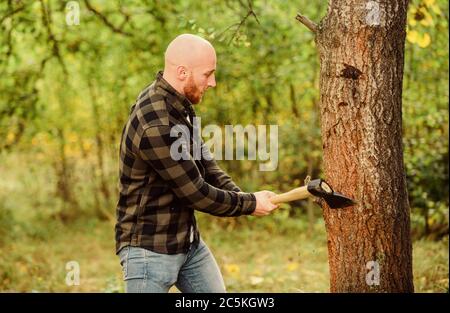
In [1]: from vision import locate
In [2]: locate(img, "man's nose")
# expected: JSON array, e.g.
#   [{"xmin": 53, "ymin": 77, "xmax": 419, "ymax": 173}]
[{"xmin": 208, "ymin": 75, "xmax": 216, "ymax": 88}]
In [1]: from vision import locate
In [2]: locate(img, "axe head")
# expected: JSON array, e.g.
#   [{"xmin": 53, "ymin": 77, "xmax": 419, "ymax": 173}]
[{"xmin": 307, "ymin": 179, "xmax": 356, "ymax": 209}]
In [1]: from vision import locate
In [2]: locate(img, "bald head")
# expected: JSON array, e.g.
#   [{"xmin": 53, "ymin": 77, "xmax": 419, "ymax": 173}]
[
  {"xmin": 165, "ymin": 34, "xmax": 215, "ymax": 68},
  {"xmin": 163, "ymin": 34, "xmax": 217, "ymax": 104}
]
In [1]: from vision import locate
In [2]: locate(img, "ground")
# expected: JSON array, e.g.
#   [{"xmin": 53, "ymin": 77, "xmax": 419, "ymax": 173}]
[{"xmin": 0, "ymin": 215, "xmax": 448, "ymax": 292}]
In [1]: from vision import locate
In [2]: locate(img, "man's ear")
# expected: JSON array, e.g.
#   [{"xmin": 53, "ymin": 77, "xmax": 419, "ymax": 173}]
[{"xmin": 176, "ymin": 66, "xmax": 187, "ymax": 81}]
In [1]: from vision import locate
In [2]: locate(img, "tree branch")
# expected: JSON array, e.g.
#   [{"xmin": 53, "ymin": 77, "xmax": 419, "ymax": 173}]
[
  {"xmin": 224, "ymin": 0, "xmax": 260, "ymax": 45},
  {"xmin": 5, "ymin": 22, "xmax": 13, "ymax": 57},
  {"xmin": 39, "ymin": 0, "xmax": 68, "ymax": 75},
  {"xmin": 118, "ymin": 5, "xmax": 132, "ymax": 29},
  {"xmin": 0, "ymin": 4, "xmax": 25, "ymax": 25},
  {"xmin": 228, "ymin": 10, "xmax": 252, "ymax": 45},
  {"xmin": 247, "ymin": 0, "xmax": 260, "ymax": 25},
  {"xmin": 84, "ymin": 0, "xmax": 132, "ymax": 37},
  {"xmin": 295, "ymin": 12, "xmax": 317, "ymax": 33}
]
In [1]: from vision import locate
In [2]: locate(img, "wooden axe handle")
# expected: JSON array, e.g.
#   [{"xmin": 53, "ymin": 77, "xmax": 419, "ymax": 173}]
[{"xmin": 270, "ymin": 186, "xmax": 311, "ymax": 204}]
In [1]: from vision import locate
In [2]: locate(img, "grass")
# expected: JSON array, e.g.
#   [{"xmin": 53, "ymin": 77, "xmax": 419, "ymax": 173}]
[
  {"xmin": 412, "ymin": 236, "xmax": 449, "ymax": 292},
  {"xmin": 0, "ymin": 215, "xmax": 447, "ymax": 293}
]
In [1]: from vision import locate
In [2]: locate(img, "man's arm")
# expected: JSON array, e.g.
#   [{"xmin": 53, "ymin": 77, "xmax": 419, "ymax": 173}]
[
  {"xmin": 201, "ymin": 142, "xmax": 242, "ymax": 192},
  {"xmin": 138, "ymin": 124, "xmax": 255, "ymax": 217}
]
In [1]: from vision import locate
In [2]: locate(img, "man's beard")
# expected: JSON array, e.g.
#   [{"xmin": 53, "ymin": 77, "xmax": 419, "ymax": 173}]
[{"xmin": 183, "ymin": 75, "xmax": 202, "ymax": 104}]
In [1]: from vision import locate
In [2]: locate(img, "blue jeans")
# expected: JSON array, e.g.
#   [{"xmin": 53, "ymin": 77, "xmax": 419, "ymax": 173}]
[{"xmin": 118, "ymin": 239, "xmax": 226, "ymax": 293}]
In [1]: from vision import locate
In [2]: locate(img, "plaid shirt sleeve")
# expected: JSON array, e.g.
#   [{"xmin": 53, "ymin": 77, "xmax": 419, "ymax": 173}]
[
  {"xmin": 138, "ymin": 124, "xmax": 256, "ymax": 216},
  {"xmin": 201, "ymin": 142, "xmax": 242, "ymax": 192}
]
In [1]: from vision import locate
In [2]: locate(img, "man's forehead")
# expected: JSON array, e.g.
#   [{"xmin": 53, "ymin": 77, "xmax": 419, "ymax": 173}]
[{"xmin": 194, "ymin": 52, "xmax": 216, "ymax": 71}]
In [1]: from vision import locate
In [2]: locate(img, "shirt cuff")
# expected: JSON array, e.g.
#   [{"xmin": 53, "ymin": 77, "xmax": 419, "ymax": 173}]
[{"xmin": 238, "ymin": 192, "xmax": 257, "ymax": 215}]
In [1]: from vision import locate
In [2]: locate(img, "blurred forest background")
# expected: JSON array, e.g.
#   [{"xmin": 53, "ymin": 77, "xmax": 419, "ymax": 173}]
[{"xmin": 0, "ymin": 0, "xmax": 448, "ymax": 292}]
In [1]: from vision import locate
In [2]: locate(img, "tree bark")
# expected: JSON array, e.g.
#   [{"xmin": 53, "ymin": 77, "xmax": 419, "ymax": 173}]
[{"xmin": 313, "ymin": 0, "xmax": 414, "ymax": 292}]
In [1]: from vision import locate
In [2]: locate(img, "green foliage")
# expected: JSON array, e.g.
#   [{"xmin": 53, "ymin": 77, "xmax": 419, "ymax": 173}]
[{"xmin": 403, "ymin": 0, "xmax": 449, "ymax": 238}]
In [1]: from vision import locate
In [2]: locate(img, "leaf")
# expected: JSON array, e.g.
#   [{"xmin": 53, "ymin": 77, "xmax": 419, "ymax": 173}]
[
  {"xmin": 224, "ymin": 263, "xmax": 240, "ymax": 277},
  {"xmin": 417, "ymin": 33, "xmax": 431, "ymax": 48},
  {"xmin": 419, "ymin": 10, "xmax": 434, "ymax": 27},
  {"xmin": 430, "ymin": 4, "xmax": 442, "ymax": 14},
  {"xmin": 286, "ymin": 262, "xmax": 299, "ymax": 272},
  {"xmin": 408, "ymin": 8, "xmax": 418, "ymax": 26},
  {"xmin": 250, "ymin": 276, "xmax": 264, "ymax": 285},
  {"xmin": 407, "ymin": 30, "xmax": 419, "ymax": 44}
]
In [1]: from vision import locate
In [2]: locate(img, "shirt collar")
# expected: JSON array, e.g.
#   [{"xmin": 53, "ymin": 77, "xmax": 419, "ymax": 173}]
[{"xmin": 155, "ymin": 71, "xmax": 193, "ymax": 117}]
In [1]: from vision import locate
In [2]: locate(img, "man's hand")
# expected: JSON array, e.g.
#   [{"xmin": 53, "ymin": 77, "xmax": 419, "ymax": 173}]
[{"xmin": 252, "ymin": 191, "xmax": 279, "ymax": 216}]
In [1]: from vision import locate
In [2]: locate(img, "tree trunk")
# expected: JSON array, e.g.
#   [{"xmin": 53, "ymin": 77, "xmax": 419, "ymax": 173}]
[
  {"xmin": 88, "ymin": 77, "xmax": 114, "ymax": 222},
  {"xmin": 313, "ymin": 0, "xmax": 414, "ymax": 292}
]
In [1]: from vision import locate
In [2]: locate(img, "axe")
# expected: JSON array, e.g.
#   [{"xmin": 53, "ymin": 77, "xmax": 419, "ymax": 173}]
[{"xmin": 270, "ymin": 179, "xmax": 356, "ymax": 209}]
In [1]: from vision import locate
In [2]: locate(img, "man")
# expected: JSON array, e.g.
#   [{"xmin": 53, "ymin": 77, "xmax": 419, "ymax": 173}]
[{"xmin": 115, "ymin": 34, "xmax": 278, "ymax": 293}]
